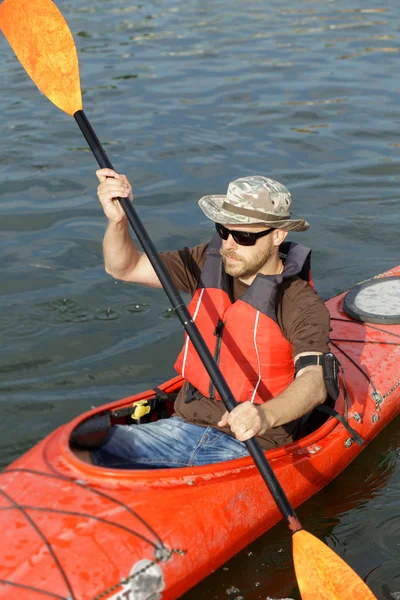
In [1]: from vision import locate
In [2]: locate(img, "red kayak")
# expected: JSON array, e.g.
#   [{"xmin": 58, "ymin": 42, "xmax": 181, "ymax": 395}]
[{"xmin": 0, "ymin": 266, "xmax": 399, "ymax": 600}]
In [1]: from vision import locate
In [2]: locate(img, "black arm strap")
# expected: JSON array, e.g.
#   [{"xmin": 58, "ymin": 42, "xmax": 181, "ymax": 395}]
[
  {"xmin": 295, "ymin": 352, "xmax": 364, "ymax": 446},
  {"xmin": 295, "ymin": 352, "xmax": 340, "ymax": 401},
  {"xmin": 294, "ymin": 354, "xmax": 323, "ymax": 372}
]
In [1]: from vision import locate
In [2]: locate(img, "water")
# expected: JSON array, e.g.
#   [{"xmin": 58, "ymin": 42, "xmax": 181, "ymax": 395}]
[{"xmin": 0, "ymin": 0, "xmax": 399, "ymax": 597}]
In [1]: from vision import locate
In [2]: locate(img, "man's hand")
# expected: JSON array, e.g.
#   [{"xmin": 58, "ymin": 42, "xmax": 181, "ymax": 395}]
[
  {"xmin": 218, "ymin": 363, "xmax": 326, "ymax": 443},
  {"xmin": 218, "ymin": 402, "xmax": 273, "ymax": 442},
  {"xmin": 96, "ymin": 168, "xmax": 133, "ymax": 224}
]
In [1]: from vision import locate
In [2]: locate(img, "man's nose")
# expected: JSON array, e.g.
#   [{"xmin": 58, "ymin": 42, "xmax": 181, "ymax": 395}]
[{"xmin": 224, "ymin": 234, "xmax": 238, "ymax": 250}]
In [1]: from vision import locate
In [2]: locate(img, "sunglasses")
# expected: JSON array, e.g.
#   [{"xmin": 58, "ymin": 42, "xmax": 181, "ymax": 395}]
[{"xmin": 215, "ymin": 223, "xmax": 275, "ymax": 246}]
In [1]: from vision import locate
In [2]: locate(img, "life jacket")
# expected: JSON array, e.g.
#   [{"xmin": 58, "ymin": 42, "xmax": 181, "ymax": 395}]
[{"xmin": 174, "ymin": 236, "xmax": 312, "ymax": 404}]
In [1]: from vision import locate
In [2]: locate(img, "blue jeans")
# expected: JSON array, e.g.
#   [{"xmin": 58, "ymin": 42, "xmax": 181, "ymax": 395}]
[{"xmin": 91, "ymin": 417, "xmax": 249, "ymax": 469}]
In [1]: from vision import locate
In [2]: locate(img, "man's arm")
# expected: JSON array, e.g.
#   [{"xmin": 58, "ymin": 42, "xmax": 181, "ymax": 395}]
[
  {"xmin": 97, "ymin": 168, "xmax": 162, "ymax": 287},
  {"xmin": 258, "ymin": 352, "xmax": 327, "ymax": 429},
  {"xmin": 218, "ymin": 353, "xmax": 327, "ymax": 443}
]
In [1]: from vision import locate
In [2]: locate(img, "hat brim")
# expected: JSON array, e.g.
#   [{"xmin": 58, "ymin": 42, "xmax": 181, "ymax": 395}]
[{"xmin": 198, "ymin": 195, "xmax": 309, "ymax": 232}]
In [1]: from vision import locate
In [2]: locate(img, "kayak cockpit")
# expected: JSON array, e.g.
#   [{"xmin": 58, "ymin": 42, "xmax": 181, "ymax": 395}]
[
  {"xmin": 70, "ymin": 386, "xmax": 179, "ymax": 450},
  {"xmin": 68, "ymin": 377, "xmax": 335, "ymax": 469}
]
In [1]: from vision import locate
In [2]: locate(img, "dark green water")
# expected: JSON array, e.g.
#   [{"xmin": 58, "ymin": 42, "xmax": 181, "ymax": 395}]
[{"xmin": 0, "ymin": 0, "xmax": 399, "ymax": 598}]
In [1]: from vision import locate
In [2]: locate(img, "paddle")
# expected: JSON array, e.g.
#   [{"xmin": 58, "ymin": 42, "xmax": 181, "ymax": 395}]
[{"xmin": 0, "ymin": 1, "xmax": 377, "ymax": 598}]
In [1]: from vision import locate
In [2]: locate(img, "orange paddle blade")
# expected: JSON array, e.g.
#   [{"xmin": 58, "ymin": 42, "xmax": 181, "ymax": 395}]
[
  {"xmin": 293, "ymin": 530, "xmax": 377, "ymax": 600},
  {"xmin": 0, "ymin": 0, "xmax": 82, "ymax": 116}
]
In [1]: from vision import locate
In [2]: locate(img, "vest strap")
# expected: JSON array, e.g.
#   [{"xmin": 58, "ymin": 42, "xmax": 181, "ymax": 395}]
[{"xmin": 184, "ymin": 383, "xmax": 204, "ymax": 404}]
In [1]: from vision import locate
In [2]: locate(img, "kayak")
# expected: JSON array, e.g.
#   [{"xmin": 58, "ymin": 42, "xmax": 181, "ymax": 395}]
[{"xmin": 0, "ymin": 266, "xmax": 399, "ymax": 600}]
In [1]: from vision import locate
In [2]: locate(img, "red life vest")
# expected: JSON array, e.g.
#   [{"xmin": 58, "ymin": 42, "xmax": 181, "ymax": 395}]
[{"xmin": 174, "ymin": 237, "xmax": 313, "ymax": 404}]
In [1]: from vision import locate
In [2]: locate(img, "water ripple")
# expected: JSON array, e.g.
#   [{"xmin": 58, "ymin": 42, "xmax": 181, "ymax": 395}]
[{"xmin": 31, "ymin": 299, "xmax": 95, "ymax": 324}]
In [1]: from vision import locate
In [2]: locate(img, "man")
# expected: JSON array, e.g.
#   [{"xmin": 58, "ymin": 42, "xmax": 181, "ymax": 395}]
[{"xmin": 78, "ymin": 171, "xmax": 329, "ymax": 468}]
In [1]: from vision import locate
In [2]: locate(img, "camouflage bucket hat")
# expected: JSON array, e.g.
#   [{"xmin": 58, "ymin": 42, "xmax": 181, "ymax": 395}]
[{"xmin": 198, "ymin": 176, "xmax": 309, "ymax": 232}]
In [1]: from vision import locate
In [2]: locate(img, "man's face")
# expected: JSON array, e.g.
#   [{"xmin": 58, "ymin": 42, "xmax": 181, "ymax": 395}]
[{"xmin": 219, "ymin": 224, "xmax": 276, "ymax": 279}]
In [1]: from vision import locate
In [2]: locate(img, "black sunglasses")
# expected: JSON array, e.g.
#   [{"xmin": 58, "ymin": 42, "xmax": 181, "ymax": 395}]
[{"xmin": 215, "ymin": 223, "xmax": 275, "ymax": 246}]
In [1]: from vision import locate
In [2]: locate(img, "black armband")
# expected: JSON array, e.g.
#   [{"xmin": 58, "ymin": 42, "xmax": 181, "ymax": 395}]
[{"xmin": 294, "ymin": 352, "xmax": 340, "ymax": 400}]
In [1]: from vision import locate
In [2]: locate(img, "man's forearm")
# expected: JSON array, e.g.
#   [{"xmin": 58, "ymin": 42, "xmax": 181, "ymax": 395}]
[
  {"xmin": 103, "ymin": 220, "xmax": 140, "ymax": 280},
  {"xmin": 261, "ymin": 369, "xmax": 327, "ymax": 428}
]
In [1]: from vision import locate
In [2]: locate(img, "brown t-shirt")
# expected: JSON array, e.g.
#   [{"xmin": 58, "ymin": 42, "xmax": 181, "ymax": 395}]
[{"xmin": 160, "ymin": 243, "xmax": 330, "ymax": 449}]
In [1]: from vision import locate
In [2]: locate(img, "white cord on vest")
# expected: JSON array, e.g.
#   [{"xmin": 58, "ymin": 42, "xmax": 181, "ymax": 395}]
[
  {"xmin": 181, "ymin": 288, "xmax": 205, "ymax": 378},
  {"xmin": 250, "ymin": 310, "xmax": 261, "ymax": 404}
]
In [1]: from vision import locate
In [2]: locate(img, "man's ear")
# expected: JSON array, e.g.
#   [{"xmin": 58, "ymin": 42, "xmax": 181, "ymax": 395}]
[{"xmin": 273, "ymin": 228, "xmax": 288, "ymax": 246}]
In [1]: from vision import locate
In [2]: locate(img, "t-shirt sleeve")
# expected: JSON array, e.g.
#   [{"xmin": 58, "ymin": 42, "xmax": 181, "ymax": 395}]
[
  {"xmin": 160, "ymin": 243, "xmax": 208, "ymax": 296},
  {"xmin": 278, "ymin": 279, "xmax": 331, "ymax": 358}
]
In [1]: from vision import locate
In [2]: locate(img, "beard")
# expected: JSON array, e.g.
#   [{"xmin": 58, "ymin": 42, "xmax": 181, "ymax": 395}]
[{"xmin": 220, "ymin": 242, "xmax": 273, "ymax": 279}]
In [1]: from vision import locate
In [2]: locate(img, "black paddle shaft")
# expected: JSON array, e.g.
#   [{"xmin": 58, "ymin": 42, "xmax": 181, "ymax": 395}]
[{"xmin": 74, "ymin": 109, "xmax": 302, "ymax": 533}]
